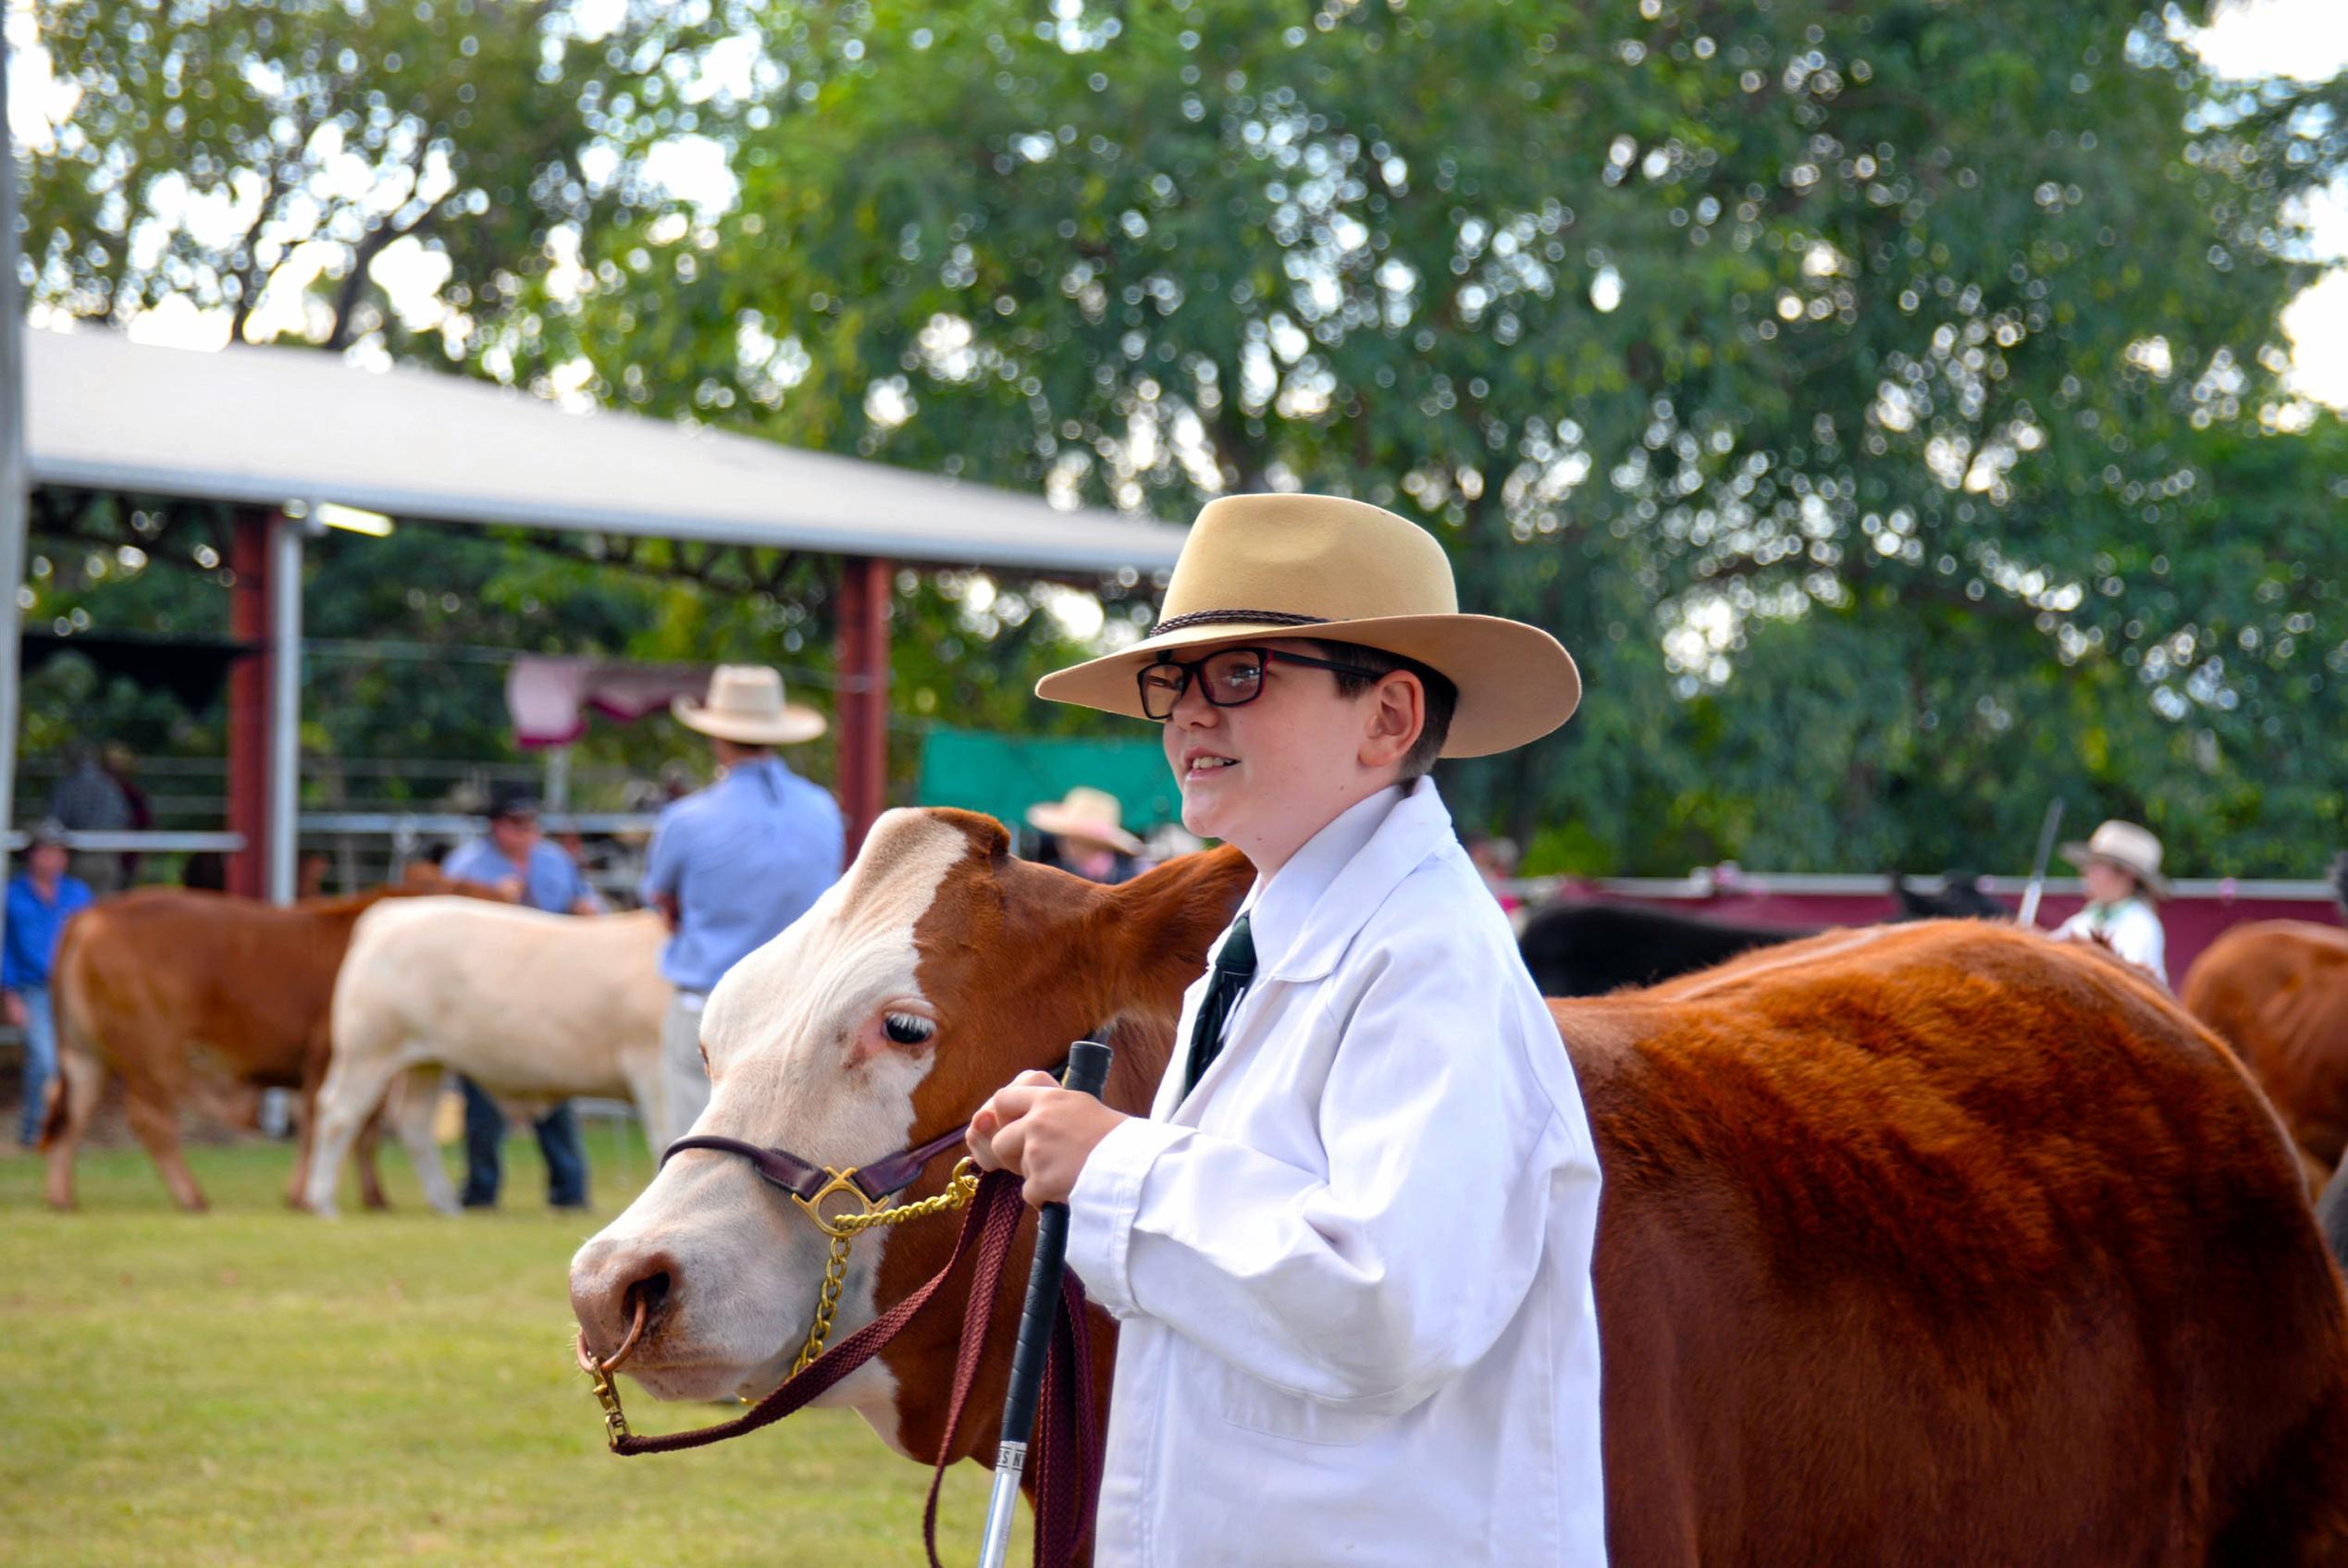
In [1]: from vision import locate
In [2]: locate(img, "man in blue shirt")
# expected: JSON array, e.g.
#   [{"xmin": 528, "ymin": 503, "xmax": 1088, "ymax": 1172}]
[
  {"xmin": 439, "ymin": 787, "xmax": 599, "ymax": 1209},
  {"xmin": 5, "ymin": 821, "xmax": 93, "ymax": 1146},
  {"xmin": 642, "ymin": 665, "xmax": 844, "ymax": 1145}
]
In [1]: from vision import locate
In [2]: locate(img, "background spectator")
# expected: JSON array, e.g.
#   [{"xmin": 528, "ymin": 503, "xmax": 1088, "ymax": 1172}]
[
  {"xmin": 438, "ymin": 786, "xmax": 596, "ymax": 1209},
  {"xmin": 5, "ymin": 821, "xmax": 93, "ymax": 1146}
]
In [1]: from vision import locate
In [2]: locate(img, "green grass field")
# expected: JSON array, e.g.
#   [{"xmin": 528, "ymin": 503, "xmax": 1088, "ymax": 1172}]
[{"xmin": 0, "ymin": 1126, "xmax": 1024, "ymax": 1566}]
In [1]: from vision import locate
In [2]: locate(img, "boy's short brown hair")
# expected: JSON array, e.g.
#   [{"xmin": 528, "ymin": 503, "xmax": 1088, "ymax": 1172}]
[{"xmin": 1307, "ymin": 640, "xmax": 1459, "ymax": 781}]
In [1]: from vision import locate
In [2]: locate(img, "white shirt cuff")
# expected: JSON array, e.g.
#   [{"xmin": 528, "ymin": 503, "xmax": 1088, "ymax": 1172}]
[{"xmin": 1065, "ymin": 1115, "xmax": 1189, "ymax": 1319}]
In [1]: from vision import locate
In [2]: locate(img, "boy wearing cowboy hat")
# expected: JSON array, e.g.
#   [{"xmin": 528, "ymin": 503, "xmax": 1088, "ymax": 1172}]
[
  {"xmin": 641, "ymin": 666, "xmax": 844, "ymax": 1145},
  {"xmin": 968, "ymin": 495, "xmax": 1606, "ymax": 1563},
  {"xmin": 2052, "ymin": 819, "xmax": 2171, "ymax": 984},
  {"xmin": 1026, "ymin": 784, "xmax": 1145, "ymax": 883}
]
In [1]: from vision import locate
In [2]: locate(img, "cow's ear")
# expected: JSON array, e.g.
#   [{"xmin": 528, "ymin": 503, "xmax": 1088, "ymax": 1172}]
[
  {"xmin": 1095, "ymin": 846, "xmax": 1253, "ymax": 1006},
  {"xmin": 924, "ymin": 809, "xmax": 1012, "ymax": 864}
]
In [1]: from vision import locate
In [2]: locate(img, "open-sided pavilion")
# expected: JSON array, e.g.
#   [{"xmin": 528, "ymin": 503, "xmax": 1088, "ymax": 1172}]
[{"xmin": 20, "ymin": 327, "xmax": 1187, "ymax": 897}]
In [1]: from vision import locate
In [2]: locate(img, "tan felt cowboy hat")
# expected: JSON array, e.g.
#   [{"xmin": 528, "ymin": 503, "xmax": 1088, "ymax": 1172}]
[
  {"xmin": 1035, "ymin": 494, "xmax": 1579, "ymax": 757},
  {"xmin": 1026, "ymin": 786, "xmax": 1144, "ymax": 857},
  {"xmin": 673, "ymin": 665, "xmax": 827, "ymax": 746},
  {"xmin": 2061, "ymin": 819, "xmax": 2171, "ymax": 899}
]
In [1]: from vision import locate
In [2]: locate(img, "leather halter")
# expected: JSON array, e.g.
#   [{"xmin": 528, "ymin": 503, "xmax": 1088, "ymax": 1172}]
[
  {"xmin": 662, "ymin": 1123, "xmax": 970, "ymax": 1208},
  {"xmin": 659, "ymin": 1051, "xmax": 1078, "ymax": 1215}
]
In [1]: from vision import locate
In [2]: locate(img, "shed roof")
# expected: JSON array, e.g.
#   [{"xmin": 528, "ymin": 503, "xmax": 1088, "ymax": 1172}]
[{"xmin": 26, "ymin": 327, "xmax": 1186, "ymax": 575}]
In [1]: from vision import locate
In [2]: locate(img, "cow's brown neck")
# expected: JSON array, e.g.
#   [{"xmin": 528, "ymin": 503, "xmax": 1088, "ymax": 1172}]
[{"xmin": 872, "ymin": 829, "xmax": 1254, "ymax": 1471}]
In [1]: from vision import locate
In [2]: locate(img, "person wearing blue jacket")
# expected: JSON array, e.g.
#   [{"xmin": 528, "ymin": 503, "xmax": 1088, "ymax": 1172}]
[
  {"xmin": 641, "ymin": 666, "xmax": 843, "ymax": 1146},
  {"xmin": 5, "ymin": 821, "xmax": 94, "ymax": 1146}
]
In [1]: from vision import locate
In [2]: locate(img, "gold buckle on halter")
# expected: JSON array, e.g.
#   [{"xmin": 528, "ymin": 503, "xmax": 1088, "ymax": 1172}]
[{"xmin": 793, "ymin": 1167, "xmax": 881, "ymax": 1238}]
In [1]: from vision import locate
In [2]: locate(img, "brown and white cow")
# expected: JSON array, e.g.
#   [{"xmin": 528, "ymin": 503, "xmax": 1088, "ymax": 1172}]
[
  {"xmin": 2182, "ymin": 919, "xmax": 2348, "ymax": 1187},
  {"xmin": 41, "ymin": 886, "xmax": 405, "ymax": 1212},
  {"xmin": 573, "ymin": 809, "xmax": 2348, "ymax": 1564}
]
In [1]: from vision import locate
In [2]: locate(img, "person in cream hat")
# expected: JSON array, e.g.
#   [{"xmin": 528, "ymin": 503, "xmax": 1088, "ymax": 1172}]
[
  {"xmin": 2052, "ymin": 818, "xmax": 2171, "ymax": 984},
  {"xmin": 671, "ymin": 663, "xmax": 828, "ymax": 746},
  {"xmin": 641, "ymin": 665, "xmax": 843, "ymax": 1142},
  {"xmin": 1026, "ymin": 784, "xmax": 1144, "ymax": 883},
  {"xmin": 966, "ymin": 494, "xmax": 1606, "ymax": 1563}
]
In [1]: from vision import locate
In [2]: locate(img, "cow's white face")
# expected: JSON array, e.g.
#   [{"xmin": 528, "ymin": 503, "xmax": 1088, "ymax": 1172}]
[{"xmin": 568, "ymin": 810, "xmax": 969, "ymax": 1433}]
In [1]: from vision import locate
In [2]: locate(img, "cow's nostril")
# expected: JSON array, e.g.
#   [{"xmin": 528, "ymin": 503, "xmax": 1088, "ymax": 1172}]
[
  {"xmin": 573, "ymin": 1244, "xmax": 686, "ymax": 1364},
  {"xmin": 627, "ymin": 1269, "xmax": 672, "ymax": 1326}
]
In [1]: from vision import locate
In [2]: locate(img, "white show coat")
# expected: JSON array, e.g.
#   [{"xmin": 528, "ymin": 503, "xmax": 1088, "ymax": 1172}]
[
  {"xmin": 1066, "ymin": 779, "xmax": 1608, "ymax": 1565},
  {"xmin": 2053, "ymin": 897, "xmax": 2169, "ymax": 984}
]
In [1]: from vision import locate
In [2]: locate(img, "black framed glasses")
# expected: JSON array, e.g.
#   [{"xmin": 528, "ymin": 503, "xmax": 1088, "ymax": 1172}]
[{"xmin": 1135, "ymin": 646, "xmax": 1370, "ymax": 721}]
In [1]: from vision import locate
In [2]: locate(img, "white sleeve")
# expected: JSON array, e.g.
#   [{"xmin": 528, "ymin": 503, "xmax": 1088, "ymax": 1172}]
[
  {"xmin": 1065, "ymin": 928, "xmax": 1581, "ymax": 1418},
  {"xmin": 2112, "ymin": 906, "xmax": 2169, "ymax": 983}
]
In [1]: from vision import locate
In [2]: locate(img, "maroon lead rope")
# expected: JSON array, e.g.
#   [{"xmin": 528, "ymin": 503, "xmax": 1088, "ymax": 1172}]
[{"xmin": 605, "ymin": 1169, "xmax": 1103, "ymax": 1568}]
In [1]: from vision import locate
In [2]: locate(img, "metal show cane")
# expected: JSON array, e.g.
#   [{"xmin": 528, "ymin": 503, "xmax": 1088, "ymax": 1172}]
[
  {"xmin": 976, "ymin": 1036, "xmax": 1113, "ymax": 1568},
  {"xmin": 2018, "ymin": 798, "xmax": 2065, "ymax": 929}
]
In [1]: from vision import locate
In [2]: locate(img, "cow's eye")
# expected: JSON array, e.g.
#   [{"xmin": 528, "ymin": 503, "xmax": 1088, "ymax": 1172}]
[{"xmin": 883, "ymin": 1013, "xmax": 935, "ymax": 1046}]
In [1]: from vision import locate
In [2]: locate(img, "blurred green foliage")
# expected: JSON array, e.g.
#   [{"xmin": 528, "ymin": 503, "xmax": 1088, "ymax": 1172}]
[{"xmin": 18, "ymin": 0, "xmax": 2346, "ymax": 874}]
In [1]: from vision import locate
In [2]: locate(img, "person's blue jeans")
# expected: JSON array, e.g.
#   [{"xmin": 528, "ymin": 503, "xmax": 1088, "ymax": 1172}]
[
  {"xmin": 15, "ymin": 985, "xmax": 56, "ymax": 1147},
  {"xmin": 458, "ymin": 1075, "xmax": 588, "ymax": 1208}
]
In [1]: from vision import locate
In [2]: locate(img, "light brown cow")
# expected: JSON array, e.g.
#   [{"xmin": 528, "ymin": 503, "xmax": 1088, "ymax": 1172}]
[
  {"xmin": 2182, "ymin": 919, "xmax": 2348, "ymax": 1184},
  {"xmin": 305, "ymin": 899, "xmax": 671, "ymax": 1216},
  {"xmin": 572, "ymin": 809, "xmax": 2348, "ymax": 1565},
  {"xmin": 41, "ymin": 886, "xmax": 407, "ymax": 1212}
]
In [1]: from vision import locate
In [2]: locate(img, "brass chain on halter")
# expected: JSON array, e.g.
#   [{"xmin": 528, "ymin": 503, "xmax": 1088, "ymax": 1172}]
[
  {"xmin": 578, "ymin": 1157, "xmax": 981, "ymax": 1447},
  {"xmin": 787, "ymin": 1158, "xmax": 983, "ymax": 1376}
]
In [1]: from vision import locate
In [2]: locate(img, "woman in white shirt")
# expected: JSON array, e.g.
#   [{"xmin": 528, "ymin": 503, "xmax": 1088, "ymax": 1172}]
[{"xmin": 2052, "ymin": 819, "xmax": 2170, "ymax": 985}]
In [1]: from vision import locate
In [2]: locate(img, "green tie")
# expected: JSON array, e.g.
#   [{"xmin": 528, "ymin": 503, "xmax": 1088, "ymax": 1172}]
[{"xmin": 1180, "ymin": 915, "xmax": 1256, "ymax": 1098}]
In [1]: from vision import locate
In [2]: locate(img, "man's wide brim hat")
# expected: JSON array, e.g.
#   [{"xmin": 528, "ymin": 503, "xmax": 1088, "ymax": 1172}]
[
  {"xmin": 1035, "ymin": 494, "xmax": 1579, "ymax": 758},
  {"xmin": 673, "ymin": 664, "xmax": 827, "ymax": 746},
  {"xmin": 2061, "ymin": 818, "xmax": 2171, "ymax": 899}
]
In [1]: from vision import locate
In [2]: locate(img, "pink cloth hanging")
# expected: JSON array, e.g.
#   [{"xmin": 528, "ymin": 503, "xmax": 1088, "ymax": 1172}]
[{"xmin": 505, "ymin": 657, "xmax": 710, "ymax": 749}]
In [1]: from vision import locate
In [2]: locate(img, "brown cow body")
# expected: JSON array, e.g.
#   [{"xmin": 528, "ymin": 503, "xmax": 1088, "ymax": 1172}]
[
  {"xmin": 2182, "ymin": 920, "xmax": 2348, "ymax": 1182},
  {"xmin": 1577, "ymin": 923, "xmax": 2348, "ymax": 1563},
  {"xmin": 575, "ymin": 812, "xmax": 2348, "ymax": 1564},
  {"xmin": 42, "ymin": 887, "xmax": 398, "ymax": 1212}
]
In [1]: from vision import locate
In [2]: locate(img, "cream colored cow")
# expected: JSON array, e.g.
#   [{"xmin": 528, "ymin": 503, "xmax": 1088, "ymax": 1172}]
[{"xmin": 306, "ymin": 899, "xmax": 671, "ymax": 1216}]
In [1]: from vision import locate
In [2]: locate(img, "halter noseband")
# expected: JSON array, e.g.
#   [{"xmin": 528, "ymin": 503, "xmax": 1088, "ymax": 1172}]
[
  {"xmin": 661, "ymin": 1124, "xmax": 972, "ymax": 1225},
  {"xmin": 656, "ymin": 1049, "xmax": 1079, "ymax": 1235}
]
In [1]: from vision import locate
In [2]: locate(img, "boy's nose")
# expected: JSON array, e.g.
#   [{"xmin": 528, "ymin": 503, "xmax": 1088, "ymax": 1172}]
[{"xmin": 1168, "ymin": 681, "xmax": 1224, "ymax": 726}]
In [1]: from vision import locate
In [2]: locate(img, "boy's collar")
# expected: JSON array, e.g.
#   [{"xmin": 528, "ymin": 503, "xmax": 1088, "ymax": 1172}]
[{"xmin": 1240, "ymin": 777, "xmax": 1454, "ymax": 983}]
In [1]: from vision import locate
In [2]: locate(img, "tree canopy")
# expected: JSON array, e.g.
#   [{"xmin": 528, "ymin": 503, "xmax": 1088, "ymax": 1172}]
[{"xmin": 17, "ymin": 0, "xmax": 2346, "ymax": 874}]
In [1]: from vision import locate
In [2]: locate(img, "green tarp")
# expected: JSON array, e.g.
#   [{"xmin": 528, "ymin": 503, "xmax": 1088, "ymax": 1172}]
[{"xmin": 914, "ymin": 728, "xmax": 1180, "ymax": 837}]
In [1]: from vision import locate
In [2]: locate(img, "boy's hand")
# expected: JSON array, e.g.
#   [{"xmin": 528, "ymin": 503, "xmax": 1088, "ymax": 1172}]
[{"xmin": 968, "ymin": 1068, "xmax": 1127, "ymax": 1209}]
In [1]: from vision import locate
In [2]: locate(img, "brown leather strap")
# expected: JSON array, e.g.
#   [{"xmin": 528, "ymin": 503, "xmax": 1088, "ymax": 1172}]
[
  {"xmin": 921, "ymin": 1178, "xmax": 1025, "ymax": 1562},
  {"xmin": 915, "ymin": 1184, "xmax": 1101, "ymax": 1568},
  {"xmin": 851, "ymin": 1124, "xmax": 979, "ymax": 1202},
  {"xmin": 661, "ymin": 1135, "xmax": 827, "ymax": 1200},
  {"xmin": 661, "ymin": 1123, "xmax": 971, "ymax": 1204},
  {"xmin": 1033, "ymin": 1272, "xmax": 1101, "ymax": 1564},
  {"xmin": 1149, "ymin": 608, "xmax": 1329, "ymax": 635}
]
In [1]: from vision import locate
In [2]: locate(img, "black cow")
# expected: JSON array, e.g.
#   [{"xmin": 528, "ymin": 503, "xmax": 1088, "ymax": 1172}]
[
  {"xmin": 1517, "ymin": 904, "xmax": 1818, "ymax": 996},
  {"xmin": 1519, "ymin": 870, "xmax": 2010, "ymax": 997},
  {"xmin": 1893, "ymin": 870, "xmax": 2010, "ymax": 920}
]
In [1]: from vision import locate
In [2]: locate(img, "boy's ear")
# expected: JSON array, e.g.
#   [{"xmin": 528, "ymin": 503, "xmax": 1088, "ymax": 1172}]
[
  {"xmin": 1359, "ymin": 670, "xmax": 1426, "ymax": 771},
  {"xmin": 1092, "ymin": 845, "xmax": 1254, "ymax": 1008}
]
